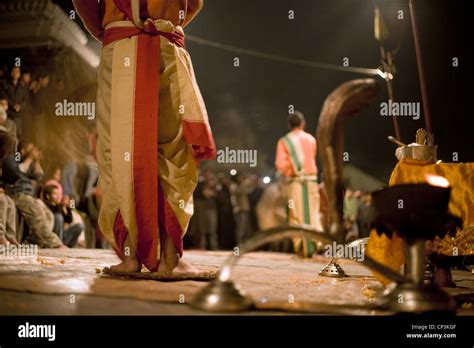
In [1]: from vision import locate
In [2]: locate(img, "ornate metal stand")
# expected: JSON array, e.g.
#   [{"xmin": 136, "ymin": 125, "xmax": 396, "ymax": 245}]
[{"xmin": 318, "ymin": 258, "xmax": 347, "ymax": 278}]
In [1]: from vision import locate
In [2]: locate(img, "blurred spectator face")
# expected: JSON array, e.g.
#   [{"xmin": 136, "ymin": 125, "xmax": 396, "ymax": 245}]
[
  {"xmin": 55, "ymin": 78, "xmax": 65, "ymax": 91},
  {"xmin": 236, "ymin": 174, "xmax": 244, "ymax": 184},
  {"xmin": 10, "ymin": 67, "xmax": 21, "ymax": 81},
  {"xmin": 345, "ymin": 188, "xmax": 353, "ymax": 198},
  {"xmin": 29, "ymin": 80, "xmax": 38, "ymax": 91},
  {"xmin": 53, "ymin": 168, "xmax": 61, "ymax": 181},
  {"xmin": 19, "ymin": 142, "xmax": 34, "ymax": 158},
  {"xmin": 0, "ymin": 99, "xmax": 7, "ymax": 124},
  {"xmin": 219, "ymin": 173, "xmax": 231, "ymax": 187},
  {"xmin": 39, "ymin": 75, "xmax": 50, "ymax": 87},
  {"xmin": 21, "ymin": 72, "xmax": 31, "ymax": 85},
  {"xmin": 364, "ymin": 194, "xmax": 372, "ymax": 205},
  {"xmin": 354, "ymin": 190, "xmax": 362, "ymax": 199},
  {"xmin": 0, "ymin": 98, "xmax": 8, "ymax": 111},
  {"xmin": 49, "ymin": 187, "xmax": 62, "ymax": 205}
]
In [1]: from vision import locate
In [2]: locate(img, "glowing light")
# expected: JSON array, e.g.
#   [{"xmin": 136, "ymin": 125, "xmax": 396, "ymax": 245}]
[
  {"xmin": 219, "ymin": 266, "xmax": 232, "ymax": 282},
  {"xmin": 208, "ymin": 294, "xmax": 219, "ymax": 304},
  {"xmin": 262, "ymin": 176, "xmax": 271, "ymax": 184},
  {"xmin": 425, "ymin": 174, "xmax": 449, "ymax": 188},
  {"xmin": 230, "ymin": 169, "xmax": 237, "ymax": 176}
]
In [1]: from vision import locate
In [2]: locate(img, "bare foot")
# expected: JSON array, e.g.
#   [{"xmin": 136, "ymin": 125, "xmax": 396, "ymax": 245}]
[
  {"xmin": 109, "ymin": 257, "xmax": 142, "ymax": 273},
  {"xmin": 158, "ymin": 255, "xmax": 208, "ymax": 275},
  {"xmin": 157, "ymin": 238, "xmax": 209, "ymax": 275},
  {"xmin": 6, "ymin": 235, "xmax": 20, "ymax": 246},
  {"xmin": 172, "ymin": 258, "xmax": 203, "ymax": 275}
]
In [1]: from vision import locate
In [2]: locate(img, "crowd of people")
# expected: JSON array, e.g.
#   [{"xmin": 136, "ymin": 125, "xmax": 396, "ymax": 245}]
[
  {"xmin": 185, "ymin": 169, "xmax": 266, "ymax": 251},
  {"xmin": 343, "ymin": 188, "xmax": 374, "ymax": 241},
  {"xmin": 0, "ymin": 63, "xmax": 98, "ymax": 249}
]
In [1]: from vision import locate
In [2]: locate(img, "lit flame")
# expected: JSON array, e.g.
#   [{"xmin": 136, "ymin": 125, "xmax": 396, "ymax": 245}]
[{"xmin": 425, "ymin": 174, "xmax": 450, "ymax": 188}]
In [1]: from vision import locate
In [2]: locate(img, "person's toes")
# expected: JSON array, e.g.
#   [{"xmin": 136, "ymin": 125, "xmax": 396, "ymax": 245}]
[
  {"xmin": 6, "ymin": 236, "xmax": 19, "ymax": 246},
  {"xmin": 110, "ymin": 258, "xmax": 141, "ymax": 273}
]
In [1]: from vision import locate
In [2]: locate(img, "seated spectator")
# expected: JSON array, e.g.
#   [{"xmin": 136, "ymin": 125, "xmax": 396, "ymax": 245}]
[
  {"xmin": 1, "ymin": 141, "xmax": 64, "ymax": 248},
  {"xmin": 0, "ymin": 130, "xmax": 18, "ymax": 245},
  {"xmin": 43, "ymin": 185, "xmax": 83, "ymax": 248},
  {"xmin": 0, "ymin": 187, "xmax": 18, "ymax": 246},
  {"xmin": 40, "ymin": 167, "xmax": 63, "ymax": 201},
  {"xmin": 0, "ymin": 92, "xmax": 18, "ymax": 154}
]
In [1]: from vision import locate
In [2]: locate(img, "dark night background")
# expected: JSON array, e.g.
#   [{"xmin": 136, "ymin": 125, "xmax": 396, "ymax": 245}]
[{"xmin": 59, "ymin": 0, "xmax": 472, "ymax": 182}]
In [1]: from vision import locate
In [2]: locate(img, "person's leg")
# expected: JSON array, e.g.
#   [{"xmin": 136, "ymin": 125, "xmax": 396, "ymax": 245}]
[
  {"xmin": 197, "ymin": 201, "xmax": 207, "ymax": 249},
  {"xmin": 63, "ymin": 223, "xmax": 84, "ymax": 247},
  {"xmin": 236, "ymin": 212, "xmax": 247, "ymax": 244},
  {"xmin": 154, "ymin": 36, "xmax": 203, "ymax": 274},
  {"xmin": 109, "ymin": 232, "xmax": 142, "ymax": 272},
  {"xmin": 0, "ymin": 193, "xmax": 9, "ymax": 244},
  {"xmin": 14, "ymin": 195, "xmax": 63, "ymax": 248},
  {"xmin": 241, "ymin": 211, "xmax": 251, "ymax": 241},
  {"xmin": 38, "ymin": 199, "xmax": 56, "ymax": 235},
  {"xmin": 5, "ymin": 195, "xmax": 19, "ymax": 245},
  {"xmin": 95, "ymin": 40, "xmax": 136, "ymax": 270},
  {"xmin": 52, "ymin": 213, "xmax": 65, "ymax": 241},
  {"xmin": 61, "ymin": 161, "xmax": 78, "ymax": 199},
  {"xmin": 207, "ymin": 209, "xmax": 218, "ymax": 250},
  {"xmin": 84, "ymin": 162, "xmax": 99, "ymax": 198}
]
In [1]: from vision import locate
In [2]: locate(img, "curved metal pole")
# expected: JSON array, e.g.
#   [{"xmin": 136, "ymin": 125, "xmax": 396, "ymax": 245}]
[
  {"xmin": 218, "ymin": 225, "xmax": 333, "ymax": 281},
  {"xmin": 216, "ymin": 224, "xmax": 408, "ymax": 284}
]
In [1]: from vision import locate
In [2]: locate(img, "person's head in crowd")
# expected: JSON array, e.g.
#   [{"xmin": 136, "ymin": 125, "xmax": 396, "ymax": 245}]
[
  {"xmin": 345, "ymin": 188, "xmax": 354, "ymax": 198},
  {"xmin": 354, "ymin": 190, "xmax": 362, "ymax": 200},
  {"xmin": 53, "ymin": 77, "xmax": 65, "ymax": 92},
  {"xmin": 17, "ymin": 140, "xmax": 39, "ymax": 161},
  {"xmin": 0, "ymin": 65, "xmax": 7, "ymax": 79},
  {"xmin": 288, "ymin": 111, "xmax": 305, "ymax": 131},
  {"xmin": 217, "ymin": 172, "xmax": 232, "ymax": 187},
  {"xmin": 29, "ymin": 78, "xmax": 39, "ymax": 92},
  {"xmin": 52, "ymin": 167, "xmax": 61, "ymax": 182},
  {"xmin": 21, "ymin": 69, "xmax": 31, "ymax": 86},
  {"xmin": 201, "ymin": 168, "xmax": 211, "ymax": 177},
  {"xmin": 235, "ymin": 173, "xmax": 249, "ymax": 185},
  {"xmin": 250, "ymin": 173, "xmax": 264, "ymax": 189},
  {"xmin": 0, "ymin": 92, "xmax": 8, "ymax": 125},
  {"xmin": 10, "ymin": 66, "xmax": 21, "ymax": 82},
  {"xmin": 38, "ymin": 72, "xmax": 50, "ymax": 88},
  {"xmin": 0, "ymin": 129, "xmax": 12, "ymax": 162},
  {"xmin": 44, "ymin": 184, "xmax": 62, "ymax": 206},
  {"xmin": 362, "ymin": 193, "xmax": 372, "ymax": 205}
]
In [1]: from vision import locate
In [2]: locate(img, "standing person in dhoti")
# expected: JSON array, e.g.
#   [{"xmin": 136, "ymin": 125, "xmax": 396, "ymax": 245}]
[
  {"xmin": 73, "ymin": 0, "xmax": 216, "ymax": 273},
  {"xmin": 275, "ymin": 111, "xmax": 323, "ymax": 258}
]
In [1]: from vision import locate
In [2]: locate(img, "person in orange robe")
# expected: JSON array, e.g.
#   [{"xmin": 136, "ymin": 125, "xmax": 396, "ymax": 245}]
[
  {"xmin": 275, "ymin": 111, "xmax": 323, "ymax": 257},
  {"xmin": 73, "ymin": 0, "xmax": 216, "ymax": 273}
]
